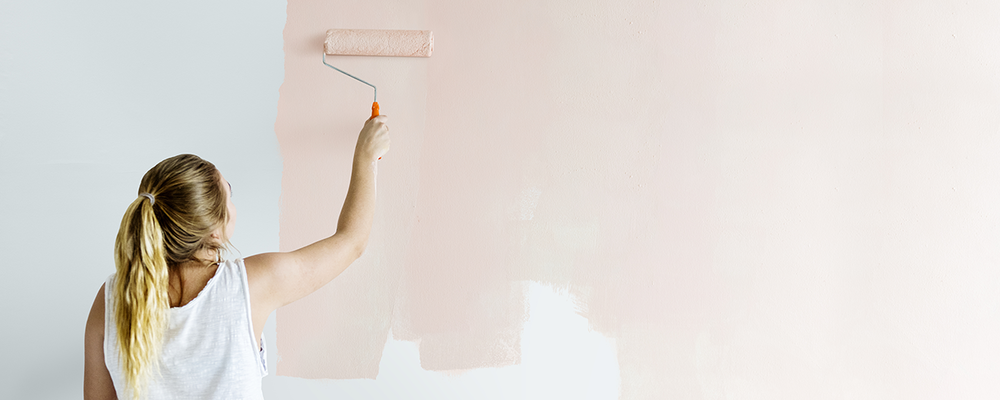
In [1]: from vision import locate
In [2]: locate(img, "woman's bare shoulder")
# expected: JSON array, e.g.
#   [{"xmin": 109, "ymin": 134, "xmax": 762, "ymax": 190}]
[
  {"xmin": 85, "ymin": 282, "xmax": 117, "ymax": 399},
  {"xmin": 87, "ymin": 283, "xmax": 106, "ymax": 331}
]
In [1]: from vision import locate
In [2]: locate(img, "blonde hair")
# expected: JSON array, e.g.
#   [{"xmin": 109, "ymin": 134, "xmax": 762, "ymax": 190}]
[{"xmin": 113, "ymin": 154, "xmax": 229, "ymax": 399}]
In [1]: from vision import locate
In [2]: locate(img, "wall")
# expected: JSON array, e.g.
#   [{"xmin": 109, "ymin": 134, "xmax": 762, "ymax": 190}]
[
  {"xmin": 3, "ymin": 1, "xmax": 1000, "ymax": 399},
  {"xmin": 272, "ymin": 0, "xmax": 1000, "ymax": 399},
  {"xmin": 0, "ymin": 1, "xmax": 286, "ymax": 398}
]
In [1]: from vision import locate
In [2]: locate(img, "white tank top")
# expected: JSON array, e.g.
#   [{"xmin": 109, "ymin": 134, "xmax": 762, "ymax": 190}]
[{"xmin": 104, "ymin": 259, "xmax": 268, "ymax": 399}]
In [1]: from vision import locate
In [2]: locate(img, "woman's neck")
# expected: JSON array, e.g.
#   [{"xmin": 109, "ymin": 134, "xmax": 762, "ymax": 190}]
[{"xmin": 168, "ymin": 257, "xmax": 220, "ymax": 308}]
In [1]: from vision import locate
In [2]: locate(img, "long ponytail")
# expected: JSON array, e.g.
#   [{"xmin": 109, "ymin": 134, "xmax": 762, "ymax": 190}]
[
  {"xmin": 114, "ymin": 194, "xmax": 170, "ymax": 400},
  {"xmin": 111, "ymin": 154, "xmax": 229, "ymax": 399}
]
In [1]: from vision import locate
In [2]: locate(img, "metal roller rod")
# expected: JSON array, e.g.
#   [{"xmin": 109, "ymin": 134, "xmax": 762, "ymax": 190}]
[{"xmin": 322, "ymin": 52, "xmax": 377, "ymax": 102}]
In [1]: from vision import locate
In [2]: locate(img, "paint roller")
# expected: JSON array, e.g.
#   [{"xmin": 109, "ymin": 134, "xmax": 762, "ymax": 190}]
[{"xmin": 323, "ymin": 29, "xmax": 434, "ymax": 120}]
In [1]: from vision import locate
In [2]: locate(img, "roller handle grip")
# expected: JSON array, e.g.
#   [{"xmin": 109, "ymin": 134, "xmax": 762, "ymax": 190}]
[{"xmin": 370, "ymin": 101, "xmax": 382, "ymax": 160}]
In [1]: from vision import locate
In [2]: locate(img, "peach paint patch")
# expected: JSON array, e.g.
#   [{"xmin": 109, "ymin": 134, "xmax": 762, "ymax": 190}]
[
  {"xmin": 275, "ymin": 0, "xmax": 718, "ymax": 392},
  {"xmin": 273, "ymin": 0, "xmax": 430, "ymax": 379},
  {"xmin": 275, "ymin": 0, "xmax": 1000, "ymax": 398}
]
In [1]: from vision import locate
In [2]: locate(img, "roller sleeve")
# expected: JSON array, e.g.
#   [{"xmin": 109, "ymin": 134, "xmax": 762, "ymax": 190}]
[{"xmin": 325, "ymin": 29, "xmax": 434, "ymax": 57}]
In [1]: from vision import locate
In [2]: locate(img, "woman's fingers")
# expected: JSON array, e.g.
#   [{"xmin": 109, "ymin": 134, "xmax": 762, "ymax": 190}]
[{"xmin": 357, "ymin": 115, "xmax": 390, "ymax": 162}]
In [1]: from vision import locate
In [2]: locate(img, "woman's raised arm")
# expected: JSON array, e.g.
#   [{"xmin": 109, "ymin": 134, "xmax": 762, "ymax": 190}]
[{"xmin": 245, "ymin": 115, "xmax": 390, "ymax": 322}]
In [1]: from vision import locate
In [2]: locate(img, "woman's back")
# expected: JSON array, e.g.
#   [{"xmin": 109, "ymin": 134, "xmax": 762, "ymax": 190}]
[{"xmin": 104, "ymin": 259, "xmax": 267, "ymax": 399}]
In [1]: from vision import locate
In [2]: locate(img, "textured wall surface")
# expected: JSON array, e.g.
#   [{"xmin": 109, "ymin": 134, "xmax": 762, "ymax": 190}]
[{"xmin": 273, "ymin": 0, "xmax": 1000, "ymax": 399}]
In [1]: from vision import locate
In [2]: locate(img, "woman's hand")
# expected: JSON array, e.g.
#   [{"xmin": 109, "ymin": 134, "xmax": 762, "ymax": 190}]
[{"xmin": 356, "ymin": 115, "xmax": 390, "ymax": 162}]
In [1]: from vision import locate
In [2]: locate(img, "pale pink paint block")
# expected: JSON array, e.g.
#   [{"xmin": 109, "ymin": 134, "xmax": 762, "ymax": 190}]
[{"xmin": 275, "ymin": 0, "xmax": 1000, "ymax": 398}]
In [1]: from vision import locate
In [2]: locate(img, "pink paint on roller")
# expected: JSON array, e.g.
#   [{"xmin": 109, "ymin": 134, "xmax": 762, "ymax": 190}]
[{"xmin": 325, "ymin": 29, "xmax": 434, "ymax": 57}]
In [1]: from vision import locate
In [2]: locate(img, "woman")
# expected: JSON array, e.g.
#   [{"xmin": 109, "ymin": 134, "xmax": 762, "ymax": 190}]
[{"xmin": 84, "ymin": 116, "xmax": 390, "ymax": 399}]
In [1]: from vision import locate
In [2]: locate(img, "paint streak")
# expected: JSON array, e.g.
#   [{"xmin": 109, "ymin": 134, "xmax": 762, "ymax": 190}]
[{"xmin": 272, "ymin": 0, "xmax": 429, "ymax": 379}]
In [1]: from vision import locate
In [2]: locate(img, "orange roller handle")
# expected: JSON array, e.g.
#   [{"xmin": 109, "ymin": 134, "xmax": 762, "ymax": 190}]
[{"xmin": 370, "ymin": 101, "xmax": 382, "ymax": 160}]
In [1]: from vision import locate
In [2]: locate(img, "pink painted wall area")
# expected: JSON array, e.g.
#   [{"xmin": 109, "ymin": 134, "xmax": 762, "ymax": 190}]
[{"xmin": 274, "ymin": 0, "xmax": 1000, "ymax": 398}]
